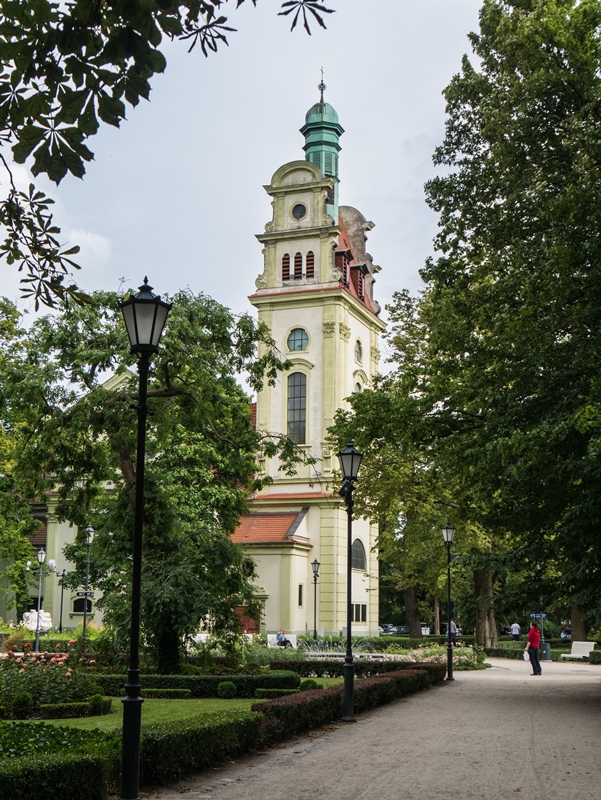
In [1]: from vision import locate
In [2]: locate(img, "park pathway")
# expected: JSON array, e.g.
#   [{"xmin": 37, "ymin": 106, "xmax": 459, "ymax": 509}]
[{"xmin": 138, "ymin": 658, "xmax": 601, "ymax": 800}]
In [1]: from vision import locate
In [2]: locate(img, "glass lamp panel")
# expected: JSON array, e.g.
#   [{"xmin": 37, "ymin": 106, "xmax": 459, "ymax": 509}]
[
  {"xmin": 134, "ymin": 302, "xmax": 158, "ymax": 347},
  {"xmin": 442, "ymin": 523, "xmax": 456, "ymax": 543},
  {"xmin": 338, "ymin": 443, "xmax": 362, "ymax": 480},
  {"xmin": 311, "ymin": 559, "xmax": 320, "ymax": 577},
  {"xmin": 151, "ymin": 304, "xmax": 170, "ymax": 347},
  {"xmin": 37, "ymin": 548, "xmax": 46, "ymax": 564},
  {"xmin": 121, "ymin": 302, "xmax": 138, "ymax": 348}
]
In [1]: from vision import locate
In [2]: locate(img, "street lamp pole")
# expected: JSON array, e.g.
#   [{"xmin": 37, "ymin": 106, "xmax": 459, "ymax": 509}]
[
  {"xmin": 442, "ymin": 523, "xmax": 456, "ymax": 682},
  {"xmin": 82, "ymin": 526, "xmax": 93, "ymax": 653},
  {"xmin": 58, "ymin": 569, "xmax": 67, "ymax": 634},
  {"xmin": 337, "ymin": 442, "xmax": 362, "ymax": 723},
  {"xmin": 119, "ymin": 278, "xmax": 171, "ymax": 800},
  {"xmin": 311, "ymin": 559, "xmax": 320, "ymax": 641},
  {"xmin": 34, "ymin": 548, "xmax": 46, "ymax": 652}
]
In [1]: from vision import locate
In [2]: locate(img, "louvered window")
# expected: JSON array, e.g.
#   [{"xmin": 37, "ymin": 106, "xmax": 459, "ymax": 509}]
[
  {"xmin": 294, "ymin": 252, "xmax": 303, "ymax": 279},
  {"xmin": 325, "ymin": 152, "xmax": 333, "ymax": 174},
  {"xmin": 282, "ymin": 253, "xmax": 290, "ymax": 280},
  {"xmin": 358, "ymin": 271, "xmax": 365, "ymax": 300},
  {"xmin": 306, "ymin": 251, "xmax": 315, "ymax": 278}
]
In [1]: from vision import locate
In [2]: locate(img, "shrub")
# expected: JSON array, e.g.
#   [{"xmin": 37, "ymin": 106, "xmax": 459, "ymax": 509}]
[
  {"xmin": 0, "ymin": 722, "xmax": 119, "ymax": 800},
  {"xmin": 12, "ymin": 691, "xmax": 33, "ymax": 719},
  {"xmin": 140, "ymin": 710, "xmax": 264, "ymax": 785},
  {"xmin": 300, "ymin": 679, "xmax": 321, "ymax": 691},
  {"xmin": 217, "ymin": 681, "xmax": 236, "ymax": 699},
  {"xmin": 252, "ymin": 667, "xmax": 440, "ymax": 744},
  {"xmin": 94, "ymin": 671, "xmax": 300, "ymax": 698},
  {"xmin": 254, "ymin": 688, "xmax": 299, "ymax": 698},
  {"xmin": 142, "ymin": 688, "xmax": 192, "ymax": 699},
  {"xmin": 40, "ymin": 696, "xmax": 112, "ymax": 720},
  {"xmin": 589, "ymin": 650, "xmax": 601, "ymax": 664}
]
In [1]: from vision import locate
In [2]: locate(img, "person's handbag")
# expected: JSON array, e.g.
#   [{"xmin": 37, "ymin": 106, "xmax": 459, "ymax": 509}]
[{"xmin": 523, "ymin": 651, "xmax": 530, "ymax": 662}]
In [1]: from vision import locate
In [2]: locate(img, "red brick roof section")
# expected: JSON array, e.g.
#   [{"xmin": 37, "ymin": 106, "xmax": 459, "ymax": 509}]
[
  {"xmin": 335, "ymin": 216, "xmax": 379, "ymax": 316},
  {"xmin": 249, "ymin": 402, "xmax": 257, "ymax": 430},
  {"xmin": 28, "ymin": 518, "xmax": 47, "ymax": 548},
  {"xmin": 232, "ymin": 511, "xmax": 307, "ymax": 545}
]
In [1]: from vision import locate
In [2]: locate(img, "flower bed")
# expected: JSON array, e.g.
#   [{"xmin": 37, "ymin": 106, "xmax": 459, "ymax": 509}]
[{"xmin": 0, "ymin": 652, "xmax": 103, "ymax": 718}]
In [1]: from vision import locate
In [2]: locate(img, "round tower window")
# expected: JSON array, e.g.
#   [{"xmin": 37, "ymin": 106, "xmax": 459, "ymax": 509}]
[
  {"xmin": 287, "ymin": 328, "xmax": 309, "ymax": 351},
  {"xmin": 292, "ymin": 204, "xmax": 307, "ymax": 220}
]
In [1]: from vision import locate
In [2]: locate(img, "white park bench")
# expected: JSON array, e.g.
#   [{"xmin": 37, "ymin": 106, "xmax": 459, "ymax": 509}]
[
  {"xmin": 561, "ymin": 641, "xmax": 597, "ymax": 660},
  {"xmin": 267, "ymin": 634, "xmax": 297, "ymax": 649}
]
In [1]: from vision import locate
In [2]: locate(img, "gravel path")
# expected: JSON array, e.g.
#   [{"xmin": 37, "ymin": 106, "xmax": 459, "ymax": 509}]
[{"xmin": 139, "ymin": 658, "xmax": 601, "ymax": 800}]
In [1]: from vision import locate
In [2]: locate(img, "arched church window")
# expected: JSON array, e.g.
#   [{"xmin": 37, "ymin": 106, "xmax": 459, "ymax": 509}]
[
  {"xmin": 355, "ymin": 340, "xmax": 363, "ymax": 363},
  {"xmin": 351, "ymin": 539, "xmax": 366, "ymax": 571},
  {"xmin": 287, "ymin": 328, "xmax": 309, "ymax": 351},
  {"xmin": 73, "ymin": 598, "xmax": 92, "ymax": 613},
  {"xmin": 287, "ymin": 373, "xmax": 306, "ymax": 444},
  {"xmin": 354, "ymin": 383, "xmax": 362, "ymax": 393},
  {"xmin": 282, "ymin": 254, "xmax": 290, "ymax": 281},
  {"xmin": 294, "ymin": 252, "xmax": 303, "ymax": 279},
  {"xmin": 306, "ymin": 251, "xmax": 315, "ymax": 278}
]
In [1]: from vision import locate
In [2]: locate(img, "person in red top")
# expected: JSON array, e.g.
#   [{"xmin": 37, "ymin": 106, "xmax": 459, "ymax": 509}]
[{"xmin": 525, "ymin": 621, "xmax": 542, "ymax": 675}]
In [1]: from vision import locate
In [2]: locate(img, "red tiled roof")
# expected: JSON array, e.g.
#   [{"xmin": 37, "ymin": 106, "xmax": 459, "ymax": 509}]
[
  {"xmin": 232, "ymin": 510, "xmax": 308, "ymax": 545},
  {"xmin": 249, "ymin": 402, "xmax": 257, "ymax": 430},
  {"xmin": 251, "ymin": 492, "xmax": 333, "ymax": 501},
  {"xmin": 28, "ymin": 518, "xmax": 47, "ymax": 548}
]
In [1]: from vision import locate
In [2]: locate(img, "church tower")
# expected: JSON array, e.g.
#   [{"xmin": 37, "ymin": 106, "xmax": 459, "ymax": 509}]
[{"xmin": 233, "ymin": 88, "xmax": 385, "ymax": 638}]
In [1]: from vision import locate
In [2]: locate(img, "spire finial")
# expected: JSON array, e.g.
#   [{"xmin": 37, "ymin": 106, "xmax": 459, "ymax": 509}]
[{"xmin": 318, "ymin": 67, "xmax": 326, "ymax": 103}]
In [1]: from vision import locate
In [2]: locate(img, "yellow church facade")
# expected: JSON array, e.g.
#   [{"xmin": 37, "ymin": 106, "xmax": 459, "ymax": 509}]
[{"xmin": 233, "ymin": 94, "xmax": 385, "ymax": 638}]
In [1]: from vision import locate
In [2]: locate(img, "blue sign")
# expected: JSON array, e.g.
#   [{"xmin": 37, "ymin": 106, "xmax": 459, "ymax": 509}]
[{"xmin": 530, "ymin": 613, "xmax": 546, "ymax": 618}]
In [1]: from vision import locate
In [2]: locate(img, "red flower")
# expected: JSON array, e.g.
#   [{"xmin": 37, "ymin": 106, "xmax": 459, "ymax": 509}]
[{"xmin": 23, "ymin": 642, "xmax": 32, "ymax": 648}]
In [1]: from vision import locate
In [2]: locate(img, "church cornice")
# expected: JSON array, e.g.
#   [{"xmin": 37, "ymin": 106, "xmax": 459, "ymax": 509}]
[
  {"xmin": 248, "ymin": 285, "xmax": 386, "ymax": 330},
  {"xmin": 256, "ymin": 224, "xmax": 340, "ymax": 245}
]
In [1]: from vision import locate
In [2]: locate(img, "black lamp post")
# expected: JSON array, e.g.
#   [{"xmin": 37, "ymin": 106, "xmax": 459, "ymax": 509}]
[
  {"xmin": 337, "ymin": 442, "xmax": 362, "ymax": 723},
  {"xmin": 58, "ymin": 569, "xmax": 67, "ymax": 634},
  {"xmin": 33, "ymin": 548, "xmax": 46, "ymax": 651},
  {"xmin": 118, "ymin": 278, "xmax": 171, "ymax": 800},
  {"xmin": 442, "ymin": 522, "xmax": 456, "ymax": 682},
  {"xmin": 311, "ymin": 558, "xmax": 320, "ymax": 641}
]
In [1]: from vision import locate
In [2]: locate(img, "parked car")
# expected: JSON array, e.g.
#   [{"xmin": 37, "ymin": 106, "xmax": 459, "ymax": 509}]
[
  {"xmin": 393, "ymin": 625, "xmax": 410, "ymax": 635},
  {"xmin": 380, "ymin": 623, "xmax": 395, "ymax": 634}
]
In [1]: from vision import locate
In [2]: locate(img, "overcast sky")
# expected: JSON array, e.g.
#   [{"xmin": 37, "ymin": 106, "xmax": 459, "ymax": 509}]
[{"xmin": 4, "ymin": 0, "xmax": 482, "ymax": 326}]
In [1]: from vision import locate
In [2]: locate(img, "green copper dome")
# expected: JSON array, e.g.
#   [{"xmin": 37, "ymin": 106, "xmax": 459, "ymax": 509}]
[
  {"xmin": 304, "ymin": 101, "xmax": 340, "ymax": 126},
  {"xmin": 300, "ymin": 96, "xmax": 344, "ymax": 223}
]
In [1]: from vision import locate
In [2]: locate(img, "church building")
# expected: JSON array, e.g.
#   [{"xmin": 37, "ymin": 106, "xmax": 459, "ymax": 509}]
[{"xmin": 232, "ymin": 88, "xmax": 385, "ymax": 638}]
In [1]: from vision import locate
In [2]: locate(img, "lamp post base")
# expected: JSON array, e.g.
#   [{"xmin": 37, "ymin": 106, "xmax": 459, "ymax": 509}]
[{"xmin": 341, "ymin": 715, "xmax": 357, "ymax": 723}]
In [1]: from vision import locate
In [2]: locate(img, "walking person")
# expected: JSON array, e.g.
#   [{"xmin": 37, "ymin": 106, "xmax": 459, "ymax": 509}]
[
  {"xmin": 449, "ymin": 619, "xmax": 457, "ymax": 646},
  {"xmin": 525, "ymin": 621, "xmax": 542, "ymax": 675},
  {"xmin": 511, "ymin": 621, "xmax": 521, "ymax": 641}
]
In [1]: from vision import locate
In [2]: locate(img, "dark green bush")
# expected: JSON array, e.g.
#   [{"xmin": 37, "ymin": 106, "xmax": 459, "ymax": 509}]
[
  {"xmin": 0, "ymin": 705, "xmax": 6, "ymax": 720},
  {"xmin": 217, "ymin": 681, "xmax": 236, "ymax": 699},
  {"xmin": 40, "ymin": 696, "xmax": 112, "ymax": 719},
  {"xmin": 253, "ymin": 668, "xmax": 439, "ymax": 743},
  {"xmin": 254, "ymin": 688, "xmax": 299, "ymax": 699},
  {"xmin": 140, "ymin": 710, "xmax": 264, "ymax": 785},
  {"xmin": 300, "ymin": 679, "xmax": 321, "ymax": 691},
  {"xmin": 95, "ymin": 671, "xmax": 300, "ymax": 698},
  {"xmin": 589, "ymin": 650, "xmax": 601, "ymax": 664},
  {"xmin": 12, "ymin": 691, "xmax": 33, "ymax": 719},
  {"xmin": 142, "ymin": 688, "xmax": 192, "ymax": 699}
]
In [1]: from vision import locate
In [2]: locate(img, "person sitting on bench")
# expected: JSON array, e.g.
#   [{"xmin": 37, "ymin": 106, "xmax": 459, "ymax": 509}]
[{"xmin": 276, "ymin": 629, "xmax": 292, "ymax": 648}]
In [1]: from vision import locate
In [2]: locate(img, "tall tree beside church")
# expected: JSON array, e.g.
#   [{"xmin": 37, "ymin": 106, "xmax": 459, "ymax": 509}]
[
  {"xmin": 1, "ymin": 289, "xmax": 301, "ymax": 671},
  {"xmin": 0, "ymin": 0, "xmax": 335, "ymax": 307},
  {"xmin": 421, "ymin": 0, "xmax": 601, "ymax": 628}
]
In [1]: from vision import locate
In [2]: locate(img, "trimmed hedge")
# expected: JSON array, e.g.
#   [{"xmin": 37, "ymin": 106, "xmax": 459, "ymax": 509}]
[
  {"xmin": 272, "ymin": 659, "xmax": 443, "ymax": 679},
  {"xmin": 0, "ymin": 752, "xmax": 113, "ymax": 800},
  {"xmin": 140, "ymin": 710, "xmax": 264, "ymax": 785},
  {"xmin": 300, "ymin": 635, "xmax": 476, "ymax": 652},
  {"xmin": 94, "ymin": 671, "xmax": 300, "ymax": 698},
  {"xmin": 40, "ymin": 696, "xmax": 112, "ymax": 719},
  {"xmin": 142, "ymin": 688, "xmax": 192, "ymax": 699},
  {"xmin": 254, "ymin": 688, "xmax": 299, "ymax": 699},
  {"xmin": 253, "ymin": 667, "xmax": 439, "ymax": 743}
]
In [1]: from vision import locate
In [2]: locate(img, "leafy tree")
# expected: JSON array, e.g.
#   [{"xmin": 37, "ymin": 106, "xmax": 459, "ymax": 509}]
[
  {"xmin": 0, "ymin": 0, "xmax": 335, "ymax": 307},
  {"xmin": 1, "ymin": 288, "xmax": 303, "ymax": 671},
  {"xmin": 421, "ymin": 0, "xmax": 601, "ymax": 633}
]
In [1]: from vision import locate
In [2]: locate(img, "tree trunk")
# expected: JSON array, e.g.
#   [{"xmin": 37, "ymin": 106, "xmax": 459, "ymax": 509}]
[
  {"xmin": 434, "ymin": 597, "xmax": 440, "ymax": 635},
  {"xmin": 404, "ymin": 586, "xmax": 422, "ymax": 638},
  {"xmin": 157, "ymin": 623, "xmax": 182, "ymax": 674},
  {"xmin": 570, "ymin": 601, "xmax": 587, "ymax": 641},
  {"xmin": 474, "ymin": 569, "xmax": 498, "ymax": 647}
]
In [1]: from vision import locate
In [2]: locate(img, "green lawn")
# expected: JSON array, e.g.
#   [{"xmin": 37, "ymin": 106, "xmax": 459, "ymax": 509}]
[
  {"xmin": 31, "ymin": 698, "xmax": 257, "ymax": 731},
  {"xmin": 30, "ymin": 679, "xmax": 343, "ymax": 732}
]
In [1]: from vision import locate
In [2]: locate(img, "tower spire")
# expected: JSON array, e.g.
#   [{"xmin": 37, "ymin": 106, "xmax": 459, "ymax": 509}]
[{"xmin": 318, "ymin": 67, "xmax": 326, "ymax": 103}]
